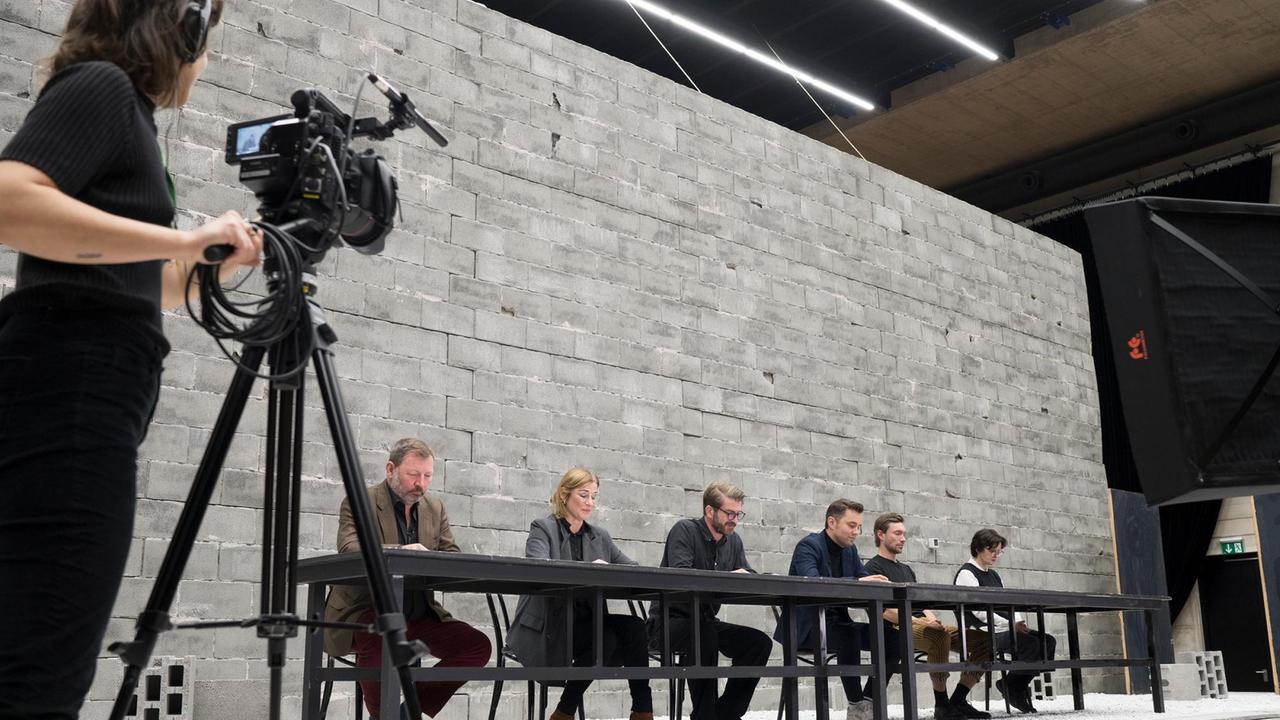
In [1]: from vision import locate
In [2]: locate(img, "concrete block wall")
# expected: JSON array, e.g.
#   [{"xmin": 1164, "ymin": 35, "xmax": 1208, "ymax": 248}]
[{"xmin": 1, "ymin": 0, "xmax": 1121, "ymax": 715}]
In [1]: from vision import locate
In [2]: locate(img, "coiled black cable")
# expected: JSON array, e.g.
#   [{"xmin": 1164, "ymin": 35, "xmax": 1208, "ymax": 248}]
[{"xmin": 185, "ymin": 220, "xmax": 313, "ymax": 380}]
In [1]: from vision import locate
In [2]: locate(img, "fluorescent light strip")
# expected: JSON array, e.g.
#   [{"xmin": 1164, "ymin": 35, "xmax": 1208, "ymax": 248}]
[
  {"xmin": 622, "ymin": 0, "xmax": 876, "ymax": 111},
  {"xmin": 875, "ymin": 0, "xmax": 1000, "ymax": 61}
]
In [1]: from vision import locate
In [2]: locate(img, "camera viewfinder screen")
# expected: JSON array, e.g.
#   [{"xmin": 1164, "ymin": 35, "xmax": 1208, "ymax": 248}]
[{"xmin": 235, "ymin": 121, "xmax": 273, "ymax": 159}]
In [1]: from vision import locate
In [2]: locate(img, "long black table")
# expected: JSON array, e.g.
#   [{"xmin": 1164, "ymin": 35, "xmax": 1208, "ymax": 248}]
[
  {"xmin": 893, "ymin": 583, "xmax": 1170, "ymax": 717},
  {"xmin": 299, "ymin": 550, "xmax": 900, "ymax": 720},
  {"xmin": 297, "ymin": 551, "xmax": 1168, "ymax": 720}
]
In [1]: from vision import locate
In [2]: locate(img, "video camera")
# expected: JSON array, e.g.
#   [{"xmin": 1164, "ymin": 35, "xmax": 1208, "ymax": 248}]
[{"xmin": 223, "ymin": 73, "xmax": 446, "ymax": 261}]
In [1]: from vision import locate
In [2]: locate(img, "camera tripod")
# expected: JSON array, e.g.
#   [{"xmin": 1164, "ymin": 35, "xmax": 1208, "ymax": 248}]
[{"xmin": 108, "ymin": 246, "xmax": 427, "ymax": 720}]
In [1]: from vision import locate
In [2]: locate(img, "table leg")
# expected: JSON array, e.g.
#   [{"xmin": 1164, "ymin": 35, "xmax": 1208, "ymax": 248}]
[
  {"xmin": 900, "ymin": 598, "xmax": 917, "ymax": 720},
  {"xmin": 816, "ymin": 607, "xmax": 830, "ymax": 720},
  {"xmin": 782, "ymin": 599, "xmax": 799, "ymax": 720},
  {"xmin": 1146, "ymin": 609, "xmax": 1165, "ymax": 713},
  {"xmin": 867, "ymin": 600, "xmax": 887, "ymax": 720},
  {"xmin": 662, "ymin": 595, "xmax": 675, "ymax": 720},
  {"xmin": 381, "ymin": 574, "xmax": 404, "ymax": 719},
  {"xmin": 595, "ymin": 590, "xmax": 605, "ymax": 667},
  {"xmin": 302, "ymin": 581, "xmax": 326, "ymax": 720},
  {"xmin": 566, "ymin": 587, "xmax": 574, "ymax": 667},
  {"xmin": 1067, "ymin": 611, "xmax": 1083, "ymax": 711}
]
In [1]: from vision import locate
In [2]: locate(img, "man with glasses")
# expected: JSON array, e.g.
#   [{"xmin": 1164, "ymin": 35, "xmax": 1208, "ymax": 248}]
[
  {"xmin": 954, "ymin": 529, "xmax": 1056, "ymax": 714},
  {"xmin": 647, "ymin": 482, "xmax": 772, "ymax": 720}
]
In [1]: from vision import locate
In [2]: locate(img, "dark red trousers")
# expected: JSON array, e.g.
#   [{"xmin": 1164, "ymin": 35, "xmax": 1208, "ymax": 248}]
[{"xmin": 353, "ymin": 613, "xmax": 492, "ymax": 718}]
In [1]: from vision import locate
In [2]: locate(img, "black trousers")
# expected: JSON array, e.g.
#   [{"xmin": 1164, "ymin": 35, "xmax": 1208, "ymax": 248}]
[
  {"xmin": 0, "ymin": 308, "xmax": 164, "ymax": 720},
  {"xmin": 667, "ymin": 616, "xmax": 772, "ymax": 720},
  {"xmin": 557, "ymin": 612, "xmax": 653, "ymax": 714},
  {"xmin": 996, "ymin": 629, "xmax": 1057, "ymax": 687},
  {"xmin": 824, "ymin": 620, "xmax": 867, "ymax": 702}
]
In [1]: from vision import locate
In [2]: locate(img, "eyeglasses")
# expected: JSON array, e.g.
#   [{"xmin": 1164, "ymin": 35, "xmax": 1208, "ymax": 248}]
[{"xmin": 714, "ymin": 507, "xmax": 746, "ymax": 521}]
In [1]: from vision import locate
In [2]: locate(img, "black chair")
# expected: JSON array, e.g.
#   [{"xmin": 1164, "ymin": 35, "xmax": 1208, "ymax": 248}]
[
  {"xmin": 317, "ymin": 633, "xmax": 419, "ymax": 720},
  {"xmin": 319, "ymin": 654, "xmax": 365, "ymax": 720},
  {"xmin": 487, "ymin": 594, "xmax": 587, "ymax": 720},
  {"xmin": 770, "ymin": 606, "xmax": 839, "ymax": 720}
]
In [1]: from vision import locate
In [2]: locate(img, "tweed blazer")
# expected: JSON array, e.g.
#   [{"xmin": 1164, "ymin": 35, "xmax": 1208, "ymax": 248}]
[
  {"xmin": 503, "ymin": 515, "xmax": 636, "ymax": 667},
  {"xmin": 322, "ymin": 481, "xmax": 459, "ymax": 657}
]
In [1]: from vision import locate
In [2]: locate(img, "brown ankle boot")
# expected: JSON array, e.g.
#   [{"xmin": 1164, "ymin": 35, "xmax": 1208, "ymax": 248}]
[
  {"xmin": 630, "ymin": 713, "xmax": 654, "ymax": 720},
  {"xmin": 549, "ymin": 712, "xmax": 575, "ymax": 720}
]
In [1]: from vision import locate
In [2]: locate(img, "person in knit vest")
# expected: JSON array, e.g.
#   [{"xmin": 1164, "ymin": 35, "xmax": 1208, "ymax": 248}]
[{"xmin": 954, "ymin": 529, "xmax": 1058, "ymax": 714}]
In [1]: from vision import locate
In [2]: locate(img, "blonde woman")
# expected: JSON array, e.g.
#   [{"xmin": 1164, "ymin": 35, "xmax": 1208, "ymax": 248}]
[{"xmin": 505, "ymin": 468, "xmax": 653, "ymax": 720}]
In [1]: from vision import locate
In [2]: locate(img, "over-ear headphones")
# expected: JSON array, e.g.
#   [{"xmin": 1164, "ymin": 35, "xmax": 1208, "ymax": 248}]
[{"xmin": 177, "ymin": 0, "xmax": 211, "ymax": 63}]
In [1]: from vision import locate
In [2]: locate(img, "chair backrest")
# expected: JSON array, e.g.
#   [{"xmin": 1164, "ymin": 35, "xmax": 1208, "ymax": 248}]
[{"xmin": 484, "ymin": 594, "xmax": 521, "ymax": 664}]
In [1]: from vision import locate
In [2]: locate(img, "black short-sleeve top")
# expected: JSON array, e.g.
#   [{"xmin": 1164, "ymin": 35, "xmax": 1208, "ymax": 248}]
[{"xmin": 1, "ymin": 61, "xmax": 175, "ymax": 347}]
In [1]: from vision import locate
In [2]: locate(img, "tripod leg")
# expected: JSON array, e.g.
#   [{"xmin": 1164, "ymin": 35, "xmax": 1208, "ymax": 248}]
[
  {"xmin": 311, "ymin": 346, "xmax": 426, "ymax": 717},
  {"xmin": 108, "ymin": 345, "xmax": 268, "ymax": 720},
  {"xmin": 263, "ymin": 345, "xmax": 306, "ymax": 720}
]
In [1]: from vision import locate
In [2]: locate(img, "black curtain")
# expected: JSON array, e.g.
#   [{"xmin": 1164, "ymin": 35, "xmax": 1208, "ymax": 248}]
[{"xmin": 1035, "ymin": 157, "xmax": 1273, "ymax": 620}]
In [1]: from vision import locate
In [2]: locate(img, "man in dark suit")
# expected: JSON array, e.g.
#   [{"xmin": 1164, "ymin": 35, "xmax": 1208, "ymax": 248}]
[
  {"xmin": 776, "ymin": 499, "xmax": 888, "ymax": 720},
  {"xmin": 323, "ymin": 438, "xmax": 491, "ymax": 720}
]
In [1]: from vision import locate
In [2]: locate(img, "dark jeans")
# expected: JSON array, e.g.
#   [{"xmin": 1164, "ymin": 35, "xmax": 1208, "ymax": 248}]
[
  {"xmin": 0, "ymin": 308, "xmax": 164, "ymax": 720},
  {"xmin": 997, "ymin": 628, "xmax": 1057, "ymax": 687},
  {"xmin": 824, "ymin": 620, "xmax": 867, "ymax": 702},
  {"xmin": 667, "ymin": 616, "xmax": 771, "ymax": 720},
  {"xmin": 556, "ymin": 613, "xmax": 653, "ymax": 715},
  {"xmin": 353, "ymin": 612, "xmax": 492, "ymax": 718}
]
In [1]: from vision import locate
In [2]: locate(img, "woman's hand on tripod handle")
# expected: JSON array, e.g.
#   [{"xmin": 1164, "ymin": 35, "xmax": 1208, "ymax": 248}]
[
  {"xmin": 184, "ymin": 210, "xmax": 262, "ymax": 271},
  {"xmin": 161, "ymin": 211, "xmax": 264, "ymax": 309}
]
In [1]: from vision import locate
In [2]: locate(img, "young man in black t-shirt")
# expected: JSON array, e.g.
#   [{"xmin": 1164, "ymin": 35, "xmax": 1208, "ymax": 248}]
[{"xmin": 864, "ymin": 514, "xmax": 992, "ymax": 720}]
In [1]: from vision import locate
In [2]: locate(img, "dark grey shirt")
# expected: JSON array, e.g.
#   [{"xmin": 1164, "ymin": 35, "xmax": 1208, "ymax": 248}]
[{"xmin": 657, "ymin": 517, "xmax": 754, "ymax": 619}]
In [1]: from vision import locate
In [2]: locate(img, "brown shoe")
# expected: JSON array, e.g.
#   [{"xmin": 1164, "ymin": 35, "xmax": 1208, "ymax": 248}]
[
  {"xmin": 630, "ymin": 713, "xmax": 654, "ymax": 720},
  {"xmin": 550, "ymin": 712, "xmax": 575, "ymax": 720}
]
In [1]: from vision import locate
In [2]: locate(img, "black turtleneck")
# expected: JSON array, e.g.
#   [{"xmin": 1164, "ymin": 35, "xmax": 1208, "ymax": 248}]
[{"xmin": 824, "ymin": 531, "xmax": 844, "ymax": 578}]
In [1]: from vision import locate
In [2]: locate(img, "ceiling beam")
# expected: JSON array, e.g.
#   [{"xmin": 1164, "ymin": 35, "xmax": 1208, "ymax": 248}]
[{"xmin": 947, "ymin": 78, "xmax": 1280, "ymax": 214}]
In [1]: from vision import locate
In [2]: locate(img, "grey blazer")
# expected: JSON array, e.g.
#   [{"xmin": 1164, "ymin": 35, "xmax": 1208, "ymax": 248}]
[{"xmin": 504, "ymin": 515, "xmax": 637, "ymax": 667}]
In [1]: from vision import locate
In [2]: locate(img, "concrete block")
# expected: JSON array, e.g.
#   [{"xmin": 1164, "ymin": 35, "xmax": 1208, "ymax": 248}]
[
  {"xmin": 1159, "ymin": 662, "xmax": 1205, "ymax": 702},
  {"xmin": 120, "ymin": 656, "xmax": 193, "ymax": 720}
]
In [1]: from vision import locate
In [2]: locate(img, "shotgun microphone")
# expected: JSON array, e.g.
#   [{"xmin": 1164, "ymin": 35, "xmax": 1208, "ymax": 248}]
[{"xmin": 367, "ymin": 73, "xmax": 448, "ymax": 147}]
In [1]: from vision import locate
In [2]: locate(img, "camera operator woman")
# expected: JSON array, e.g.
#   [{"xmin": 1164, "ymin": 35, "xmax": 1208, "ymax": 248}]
[{"xmin": 0, "ymin": 0, "xmax": 261, "ymax": 716}]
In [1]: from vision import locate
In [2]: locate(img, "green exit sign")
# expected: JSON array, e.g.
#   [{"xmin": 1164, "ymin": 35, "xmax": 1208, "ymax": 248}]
[{"xmin": 1221, "ymin": 538, "xmax": 1246, "ymax": 555}]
